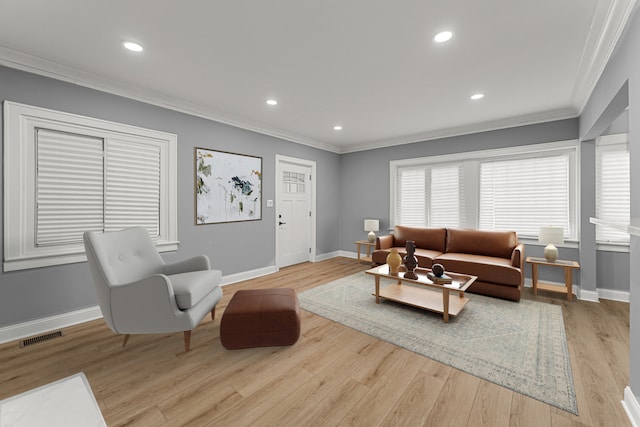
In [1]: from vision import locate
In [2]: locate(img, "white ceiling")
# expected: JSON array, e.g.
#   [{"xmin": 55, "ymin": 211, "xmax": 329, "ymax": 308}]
[{"xmin": 0, "ymin": 0, "xmax": 636, "ymax": 153}]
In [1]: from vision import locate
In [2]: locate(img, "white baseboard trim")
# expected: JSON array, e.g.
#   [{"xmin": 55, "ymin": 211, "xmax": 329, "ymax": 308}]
[
  {"xmin": 338, "ymin": 250, "xmax": 358, "ymax": 259},
  {"xmin": 0, "ymin": 267, "xmax": 277, "ymax": 345},
  {"xmin": 1, "ymin": 254, "xmax": 629, "ymax": 344},
  {"xmin": 579, "ymin": 289, "xmax": 600, "ymax": 302},
  {"xmin": 599, "ymin": 288, "xmax": 630, "ymax": 303},
  {"xmin": 623, "ymin": 387, "xmax": 640, "ymax": 427},
  {"xmin": 315, "ymin": 251, "xmax": 342, "ymax": 262},
  {"xmin": 220, "ymin": 265, "xmax": 278, "ymax": 286},
  {"xmin": 0, "ymin": 306, "xmax": 102, "ymax": 345}
]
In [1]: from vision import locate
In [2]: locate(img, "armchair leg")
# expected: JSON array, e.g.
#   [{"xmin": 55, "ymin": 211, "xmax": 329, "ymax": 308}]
[
  {"xmin": 122, "ymin": 334, "xmax": 130, "ymax": 348},
  {"xmin": 211, "ymin": 307, "xmax": 216, "ymax": 321},
  {"xmin": 183, "ymin": 331, "xmax": 191, "ymax": 352}
]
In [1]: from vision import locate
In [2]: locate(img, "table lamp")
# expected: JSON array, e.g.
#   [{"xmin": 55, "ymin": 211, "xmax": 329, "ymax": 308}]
[
  {"xmin": 364, "ymin": 219, "xmax": 379, "ymax": 243},
  {"xmin": 538, "ymin": 226, "xmax": 564, "ymax": 263}
]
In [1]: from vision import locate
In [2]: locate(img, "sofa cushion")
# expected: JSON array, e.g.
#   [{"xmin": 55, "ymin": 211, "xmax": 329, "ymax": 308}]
[
  {"xmin": 413, "ymin": 248, "xmax": 443, "ymax": 268},
  {"xmin": 169, "ymin": 270, "xmax": 222, "ymax": 309},
  {"xmin": 394, "ymin": 226, "xmax": 446, "ymax": 252},
  {"xmin": 435, "ymin": 252, "xmax": 521, "ymax": 287},
  {"xmin": 445, "ymin": 228, "xmax": 517, "ymax": 259}
]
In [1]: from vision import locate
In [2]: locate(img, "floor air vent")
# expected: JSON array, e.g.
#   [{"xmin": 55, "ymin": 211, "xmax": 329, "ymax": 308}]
[{"xmin": 20, "ymin": 330, "xmax": 63, "ymax": 347}]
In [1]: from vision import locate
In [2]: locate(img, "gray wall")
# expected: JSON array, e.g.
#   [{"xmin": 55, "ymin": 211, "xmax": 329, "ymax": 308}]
[
  {"xmin": 0, "ymin": 13, "xmax": 635, "ymax": 380},
  {"xmin": 339, "ymin": 118, "xmax": 632, "ymax": 288},
  {"xmin": 579, "ymin": 3, "xmax": 639, "ymax": 402},
  {"xmin": 0, "ymin": 65, "xmax": 341, "ymax": 327}
]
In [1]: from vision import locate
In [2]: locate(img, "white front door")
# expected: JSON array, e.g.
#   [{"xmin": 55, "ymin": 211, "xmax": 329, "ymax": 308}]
[{"xmin": 276, "ymin": 156, "xmax": 316, "ymax": 269}]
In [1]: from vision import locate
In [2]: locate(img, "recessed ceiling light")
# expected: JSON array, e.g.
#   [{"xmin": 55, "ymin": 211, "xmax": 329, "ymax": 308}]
[
  {"xmin": 433, "ymin": 31, "xmax": 453, "ymax": 43},
  {"xmin": 334, "ymin": 125, "xmax": 342, "ymax": 131},
  {"xmin": 470, "ymin": 93, "xmax": 485, "ymax": 100},
  {"xmin": 266, "ymin": 99, "xmax": 278, "ymax": 106},
  {"xmin": 123, "ymin": 41, "xmax": 143, "ymax": 52}
]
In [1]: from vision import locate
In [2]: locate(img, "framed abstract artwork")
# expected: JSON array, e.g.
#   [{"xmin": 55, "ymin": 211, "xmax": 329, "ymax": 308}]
[{"xmin": 195, "ymin": 147, "xmax": 262, "ymax": 224}]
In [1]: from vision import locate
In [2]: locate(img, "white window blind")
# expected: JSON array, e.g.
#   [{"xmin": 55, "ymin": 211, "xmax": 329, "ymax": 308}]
[
  {"xmin": 596, "ymin": 136, "xmax": 630, "ymax": 244},
  {"xmin": 396, "ymin": 168, "xmax": 426, "ymax": 226},
  {"xmin": 105, "ymin": 139, "xmax": 161, "ymax": 237},
  {"xmin": 479, "ymin": 154, "xmax": 571, "ymax": 237},
  {"xmin": 36, "ymin": 129, "xmax": 105, "ymax": 246},
  {"xmin": 36, "ymin": 131, "xmax": 163, "ymax": 246},
  {"xmin": 395, "ymin": 164, "xmax": 463, "ymax": 228},
  {"xmin": 428, "ymin": 164, "xmax": 463, "ymax": 228}
]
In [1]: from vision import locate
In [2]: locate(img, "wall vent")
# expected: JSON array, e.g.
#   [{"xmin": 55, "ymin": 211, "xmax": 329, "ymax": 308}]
[{"xmin": 20, "ymin": 330, "xmax": 63, "ymax": 347}]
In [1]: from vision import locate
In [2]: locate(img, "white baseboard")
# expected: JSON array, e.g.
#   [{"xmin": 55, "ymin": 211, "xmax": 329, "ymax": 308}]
[
  {"xmin": 0, "ymin": 306, "xmax": 102, "ymax": 345},
  {"xmin": 1, "ymin": 254, "xmax": 629, "ymax": 344},
  {"xmin": 578, "ymin": 289, "xmax": 600, "ymax": 302},
  {"xmin": 498, "ymin": 274, "xmax": 628, "ymax": 303},
  {"xmin": 220, "ymin": 265, "xmax": 277, "ymax": 286},
  {"xmin": 316, "ymin": 251, "xmax": 342, "ymax": 262},
  {"xmin": 338, "ymin": 250, "xmax": 358, "ymax": 259},
  {"xmin": 623, "ymin": 387, "xmax": 640, "ymax": 427},
  {"xmin": 599, "ymin": 288, "xmax": 630, "ymax": 303},
  {"xmin": 0, "ymin": 267, "xmax": 277, "ymax": 345}
]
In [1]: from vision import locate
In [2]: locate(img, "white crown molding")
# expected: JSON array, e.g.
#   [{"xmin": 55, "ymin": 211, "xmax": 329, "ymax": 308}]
[
  {"xmin": 0, "ymin": 45, "xmax": 581, "ymax": 155},
  {"xmin": 0, "ymin": 0, "xmax": 633, "ymax": 157},
  {"xmin": 572, "ymin": 0, "xmax": 638, "ymax": 114},
  {"xmin": 0, "ymin": 46, "xmax": 580, "ymax": 155},
  {"xmin": 339, "ymin": 108, "xmax": 578, "ymax": 154},
  {"xmin": 0, "ymin": 46, "xmax": 343, "ymax": 154}
]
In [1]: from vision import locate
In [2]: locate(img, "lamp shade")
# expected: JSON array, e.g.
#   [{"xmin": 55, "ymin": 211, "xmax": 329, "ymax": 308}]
[
  {"xmin": 538, "ymin": 226, "xmax": 564, "ymax": 245},
  {"xmin": 364, "ymin": 219, "xmax": 379, "ymax": 243},
  {"xmin": 364, "ymin": 219, "xmax": 379, "ymax": 232}
]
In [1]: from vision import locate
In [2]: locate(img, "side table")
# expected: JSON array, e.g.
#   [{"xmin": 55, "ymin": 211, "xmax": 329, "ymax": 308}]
[
  {"xmin": 526, "ymin": 256, "xmax": 580, "ymax": 301},
  {"xmin": 354, "ymin": 240, "xmax": 376, "ymax": 264}
]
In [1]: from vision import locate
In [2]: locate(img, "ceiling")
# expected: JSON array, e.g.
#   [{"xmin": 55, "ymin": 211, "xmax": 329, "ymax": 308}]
[{"xmin": 0, "ymin": 0, "xmax": 636, "ymax": 153}]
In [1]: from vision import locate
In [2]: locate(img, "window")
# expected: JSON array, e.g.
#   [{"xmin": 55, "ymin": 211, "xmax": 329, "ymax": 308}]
[
  {"xmin": 596, "ymin": 134, "xmax": 630, "ymax": 244},
  {"xmin": 4, "ymin": 101, "xmax": 178, "ymax": 271},
  {"xmin": 283, "ymin": 171, "xmax": 305, "ymax": 194},
  {"xmin": 479, "ymin": 154, "xmax": 572, "ymax": 237},
  {"xmin": 390, "ymin": 140, "xmax": 578, "ymax": 240},
  {"xmin": 394, "ymin": 164, "xmax": 463, "ymax": 228}
]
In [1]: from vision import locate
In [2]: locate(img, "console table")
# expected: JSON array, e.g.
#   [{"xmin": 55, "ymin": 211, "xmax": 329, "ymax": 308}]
[{"xmin": 526, "ymin": 256, "xmax": 580, "ymax": 301}]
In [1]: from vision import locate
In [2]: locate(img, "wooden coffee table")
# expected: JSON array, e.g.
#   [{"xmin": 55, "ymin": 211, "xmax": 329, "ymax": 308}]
[{"xmin": 365, "ymin": 265, "xmax": 477, "ymax": 322}]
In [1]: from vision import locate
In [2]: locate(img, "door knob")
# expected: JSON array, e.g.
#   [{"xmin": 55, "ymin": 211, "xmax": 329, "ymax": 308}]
[{"xmin": 279, "ymin": 221, "xmax": 286, "ymax": 225}]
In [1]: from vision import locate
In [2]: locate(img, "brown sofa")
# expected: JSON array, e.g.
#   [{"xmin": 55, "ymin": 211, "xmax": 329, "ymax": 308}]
[{"xmin": 372, "ymin": 226, "xmax": 525, "ymax": 301}]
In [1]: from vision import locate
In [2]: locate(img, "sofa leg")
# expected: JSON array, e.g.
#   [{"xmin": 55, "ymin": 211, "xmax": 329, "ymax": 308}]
[
  {"xmin": 183, "ymin": 331, "xmax": 191, "ymax": 352},
  {"xmin": 211, "ymin": 307, "xmax": 216, "ymax": 321},
  {"xmin": 122, "ymin": 334, "xmax": 130, "ymax": 348}
]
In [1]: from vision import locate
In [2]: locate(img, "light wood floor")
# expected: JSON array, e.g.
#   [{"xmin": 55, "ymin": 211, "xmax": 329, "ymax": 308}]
[{"xmin": 0, "ymin": 257, "xmax": 630, "ymax": 426}]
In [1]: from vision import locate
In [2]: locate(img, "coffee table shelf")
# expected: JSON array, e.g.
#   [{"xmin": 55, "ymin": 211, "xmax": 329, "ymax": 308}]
[
  {"xmin": 377, "ymin": 283, "xmax": 470, "ymax": 316},
  {"xmin": 366, "ymin": 265, "xmax": 477, "ymax": 323}
]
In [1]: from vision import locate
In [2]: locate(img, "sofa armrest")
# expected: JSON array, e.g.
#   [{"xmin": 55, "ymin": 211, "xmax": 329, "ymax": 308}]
[
  {"xmin": 511, "ymin": 243, "xmax": 525, "ymax": 269},
  {"xmin": 376, "ymin": 235, "xmax": 394, "ymax": 250}
]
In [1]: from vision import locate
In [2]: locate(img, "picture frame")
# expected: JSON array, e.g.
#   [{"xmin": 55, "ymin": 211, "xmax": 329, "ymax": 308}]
[{"xmin": 195, "ymin": 147, "xmax": 262, "ymax": 224}]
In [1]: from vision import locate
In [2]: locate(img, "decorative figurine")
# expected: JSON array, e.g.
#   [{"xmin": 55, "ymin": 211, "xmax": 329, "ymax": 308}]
[{"xmin": 403, "ymin": 240, "xmax": 419, "ymax": 279}]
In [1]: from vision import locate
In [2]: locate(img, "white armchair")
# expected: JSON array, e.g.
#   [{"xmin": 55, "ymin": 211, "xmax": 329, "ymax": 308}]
[{"xmin": 83, "ymin": 227, "xmax": 223, "ymax": 351}]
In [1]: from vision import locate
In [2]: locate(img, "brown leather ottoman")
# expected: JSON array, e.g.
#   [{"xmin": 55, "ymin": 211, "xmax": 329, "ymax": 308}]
[{"xmin": 220, "ymin": 288, "xmax": 301, "ymax": 350}]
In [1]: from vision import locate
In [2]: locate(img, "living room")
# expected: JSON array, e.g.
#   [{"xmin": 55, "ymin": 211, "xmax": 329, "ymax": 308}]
[{"xmin": 0, "ymin": 1, "xmax": 639, "ymax": 426}]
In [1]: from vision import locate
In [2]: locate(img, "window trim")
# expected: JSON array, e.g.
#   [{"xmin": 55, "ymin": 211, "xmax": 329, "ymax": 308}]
[
  {"xmin": 3, "ymin": 101, "xmax": 178, "ymax": 272},
  {"xmin": 389, "ymin": 139, "xmax": 579, "ymax": 239}
]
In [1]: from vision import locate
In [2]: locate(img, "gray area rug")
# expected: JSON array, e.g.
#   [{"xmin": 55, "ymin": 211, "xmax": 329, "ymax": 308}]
[{"xmin": 299, "ymin": 272, "xmax": 577, "ymax": 414}]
